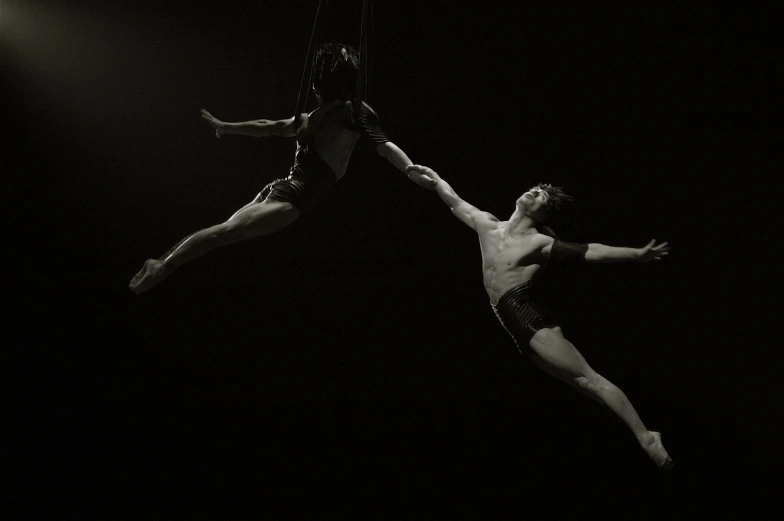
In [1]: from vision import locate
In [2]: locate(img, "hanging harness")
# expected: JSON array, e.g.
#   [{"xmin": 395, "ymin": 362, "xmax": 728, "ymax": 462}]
[{"xmin": 293, "ymin": 0, "xmax": 372, "ymax": 132}]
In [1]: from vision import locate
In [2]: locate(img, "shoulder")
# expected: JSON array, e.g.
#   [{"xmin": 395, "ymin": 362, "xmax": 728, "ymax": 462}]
[
  {"xmin": 293, "ymin": 112, "xmax": 312, "ymax": 140},
  {"xmin": 361, "ymin": 101, "xmax": 378, "ymax": 116},
  {"xmin": 479, "ymin": 211, "xmax": 500, "ymax": 222},
  {"xmin": 296, "ymin": 103, "xmax": 338, "ymax": 140},
  {"xmin": 474, "ymin": 211, "xmax": 501, "ymax": 229},
  {"xmin": 533, "ymin": 233, "xmax": 556, "ymax": 252},
  {"xmin": 360, "ymin": 101, "xmax": 380, "ymax": 123}
]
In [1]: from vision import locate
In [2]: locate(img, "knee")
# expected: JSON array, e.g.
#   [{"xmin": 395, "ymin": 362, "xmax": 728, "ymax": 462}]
[
  {"xmin": 209, "ymin": 222, "xmax": 246, "ymax": 245},
  {"xmin": 531, "ymin": 327, "xmax": 560, "ymax": 346},
  {"xmin": 574, "ymin": 373, "xmax": 608, "ymax": 395}
]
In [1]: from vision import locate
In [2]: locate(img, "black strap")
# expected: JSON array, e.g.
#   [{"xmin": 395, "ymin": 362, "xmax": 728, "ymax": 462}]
[
  {"xmin": 353, "ymin": 0, "xmax": 371, "ymax": 115},
  {"xmin": 294, "ymin": 1, "xmax": 330, "ymax": 132}
]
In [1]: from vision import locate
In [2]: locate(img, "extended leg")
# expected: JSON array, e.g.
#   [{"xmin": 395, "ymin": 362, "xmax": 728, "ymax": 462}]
[
  {"xmin": 129, "ymin": 199, "xmax": 300, "ymax": 294},
  {"xmin": 527, "ymin": 327, "xmax": 673, "ymax": 469}
]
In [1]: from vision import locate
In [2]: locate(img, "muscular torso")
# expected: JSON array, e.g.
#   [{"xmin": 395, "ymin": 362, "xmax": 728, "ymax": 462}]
[
  {"xmin": 476, "ymin": 219, "xmax": 551, "ymax": 305},
  {"xmin": 297, "ymin": 104, "xmax": 362, "ymax": 181}
]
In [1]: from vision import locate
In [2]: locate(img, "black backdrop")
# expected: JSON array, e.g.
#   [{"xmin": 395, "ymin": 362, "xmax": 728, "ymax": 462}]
[{"xmin": 4, "ymin": 1, "xmax": 781, "ymax": 518}]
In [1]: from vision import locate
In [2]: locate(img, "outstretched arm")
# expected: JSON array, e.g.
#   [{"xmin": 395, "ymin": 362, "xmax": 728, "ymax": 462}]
[
  {"xmin": 377, "ymin": 142, "xmax": 437, "ymax": 189},
  {"xmin": 356, "ymin": 102, "xmax": 436, "ymax": 190},
  {"xmin": 542, "ymin": 238, "xmax": 670, "ymax": 264},
  {"xmin": 200, "ymin": 109, "xmax": 307, "ymax": 139},
  {"xmin": 405, "ymin": 165, "xmax": 494, "ymax": 230},
  {"xmin": 586, "ymin": 239, "xmax": 670, "ymax": 263}
]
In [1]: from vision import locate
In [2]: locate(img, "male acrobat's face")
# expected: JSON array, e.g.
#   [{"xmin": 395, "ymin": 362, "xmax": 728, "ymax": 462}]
[{"xmin": 517, "ymin": 186, "xmax": 550, "ymax": 217}]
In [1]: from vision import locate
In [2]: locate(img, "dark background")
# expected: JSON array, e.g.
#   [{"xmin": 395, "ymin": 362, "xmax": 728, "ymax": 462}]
[{"xmin": 3, "ymin": 0, "xmax": 781, "ymax": 518}]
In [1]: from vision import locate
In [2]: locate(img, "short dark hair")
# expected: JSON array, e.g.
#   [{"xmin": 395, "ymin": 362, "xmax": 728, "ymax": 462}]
[
  {"xmin": 311, "ymin": 42, "xmax": 360, "ymax": 103},
  {"xmin": 534, "ymin": 183, "xmax": 574, "ymax": 223}
]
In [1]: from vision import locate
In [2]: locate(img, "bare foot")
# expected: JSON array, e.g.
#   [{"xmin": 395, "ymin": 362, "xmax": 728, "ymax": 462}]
[
  {"xmin": 640, "ymin": 431, "xmax": 674, "ymax": 470},
  {"xmin": 129, "ymin": 259, "xmax": 172, "ymax": 294}
]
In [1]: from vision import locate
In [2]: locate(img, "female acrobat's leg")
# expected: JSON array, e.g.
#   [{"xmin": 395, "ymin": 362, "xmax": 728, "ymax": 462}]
[{"xmin": 129, "ymin": 196, "xmax": 300, "ymax": 294}]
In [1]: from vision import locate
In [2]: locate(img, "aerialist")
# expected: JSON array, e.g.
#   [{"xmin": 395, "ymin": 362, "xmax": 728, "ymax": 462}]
[
  {"xmin": 406, "ymin": 164, "xmax": 674, "ymax": 470},
  {"xmin": 129, "ymin": 0, "xmax": 436, "ymax": 294}
]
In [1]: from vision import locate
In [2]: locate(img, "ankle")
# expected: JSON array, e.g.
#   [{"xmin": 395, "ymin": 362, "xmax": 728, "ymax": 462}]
[{"xmin": 636, "ymin": 431, "xmax": 654, "ymax": 446}]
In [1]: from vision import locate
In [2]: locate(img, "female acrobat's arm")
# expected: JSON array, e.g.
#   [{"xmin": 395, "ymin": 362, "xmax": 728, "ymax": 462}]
[
  {"xmin": 200, "ymin": 108, "xmax": 306, "ymax": 139},
  {"xmin": 406, "ymin": 165, "xmax": 497, "ymax": 231}
]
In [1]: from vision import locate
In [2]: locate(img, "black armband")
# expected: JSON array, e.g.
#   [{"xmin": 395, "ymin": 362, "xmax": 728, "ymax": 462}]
[{"xmin": 550, "ymin": 239, "xmax": 589, "ymax": 265}]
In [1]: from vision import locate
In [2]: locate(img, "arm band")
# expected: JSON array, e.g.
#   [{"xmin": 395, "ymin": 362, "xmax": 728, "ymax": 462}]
[
  {"xmin": 550, "ymin": 239, "xmax": 588, "ymax": 265},
  {"xmin": 359, "ymin": 102, "xmax": 391, "ymax": 145}
]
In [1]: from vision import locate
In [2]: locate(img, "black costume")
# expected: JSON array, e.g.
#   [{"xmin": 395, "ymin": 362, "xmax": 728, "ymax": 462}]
[
  {"xmin": 261, "ymin": 102, "xmax": 389, "ymax": 213},
  {"xmin": 491, "ymin": 240, "xmax": 588, "ymax": 352}
]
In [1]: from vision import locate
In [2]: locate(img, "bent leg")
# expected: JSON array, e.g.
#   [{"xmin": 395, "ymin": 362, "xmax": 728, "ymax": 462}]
[
  {"xmin": 527, "ymin": 327, "xmax": 673, "ymax": 469},
  {"xmin": 163, "ymin": 199, "xmax": 299, "ymax": 267},
  {"xmin": 129, "ymin": 199, "xmax": 300, "ymax": 294},
  {"xmin": 227, "ymin": 191, "xmax": 266, "ymax": 221}
]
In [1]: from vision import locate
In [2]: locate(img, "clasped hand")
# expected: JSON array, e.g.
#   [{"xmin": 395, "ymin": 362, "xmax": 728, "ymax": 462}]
[
  {"xmin": 406, "ymin": 164, "xmax": 439, "ymax": 190},
  {"xmin": 200, "ymin": 109, "xmax": 225, "ymax": 138}
]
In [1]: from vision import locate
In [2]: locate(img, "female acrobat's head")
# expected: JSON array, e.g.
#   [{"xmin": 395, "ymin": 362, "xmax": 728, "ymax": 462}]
[{"xmin": 311, "ymin": 42, "xmax": 360, "ymax": 105}]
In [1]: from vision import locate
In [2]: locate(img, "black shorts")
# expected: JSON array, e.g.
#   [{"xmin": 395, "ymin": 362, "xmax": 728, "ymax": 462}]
[
  {"xmin": 491, "ymin": 281, "xmax": 559, "ymax": 353},
  {"xmin": 260, "ymin": 145, "xmax": 337, "ymax": 213}
]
